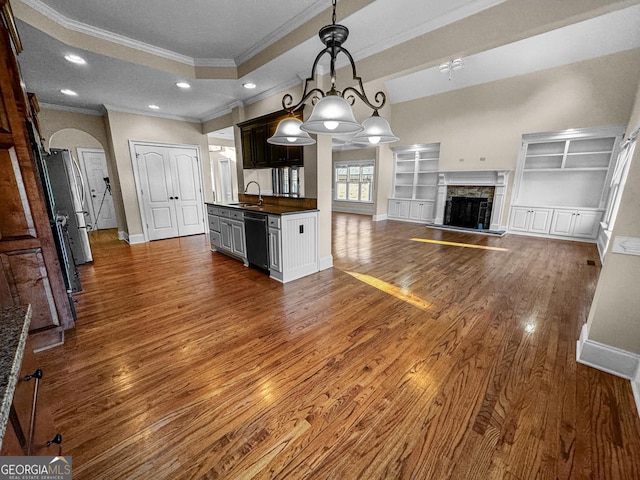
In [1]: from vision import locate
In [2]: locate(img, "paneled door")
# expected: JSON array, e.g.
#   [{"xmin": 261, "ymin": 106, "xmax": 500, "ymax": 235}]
[
  {"xmin": 133, "ymin": 143, "xmax": 204, "ymax": 241},
  {"xmin": 78, "ymin": 148, "xmax": 117, "ymax": 230}
]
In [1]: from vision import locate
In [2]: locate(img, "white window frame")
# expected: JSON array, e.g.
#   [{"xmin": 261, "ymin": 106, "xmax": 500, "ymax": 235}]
[{"xmin": 334, "ymin": 160, "xmax": 375, "ymax": 203}]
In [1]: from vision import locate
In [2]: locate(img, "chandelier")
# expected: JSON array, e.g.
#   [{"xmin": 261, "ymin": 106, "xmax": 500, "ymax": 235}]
[{"xmin": 267, "ymin": 0, "xmax": 398, "ymax": 146}]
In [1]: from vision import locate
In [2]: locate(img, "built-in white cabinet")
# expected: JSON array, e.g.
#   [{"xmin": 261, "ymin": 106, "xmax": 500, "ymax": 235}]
[
  {"xmin": 388, "ymin": 144, "xmax": 439, "ymax": 223},
  {"xmin": 549, "ymin": 209, "xmax": 601, "ymax": 239},
  {"xmin": 508, "ymin": 207, "xmax": 553, "ymax": 234},
  {"xmin": 509, "ymin": 126, "xmax": 624, "ymax": 241},
  {"xmin": 388, "ymin": 199, "xmax": 410, "ymax": 219},
  {"xmin": 409, "ymin": 201, "xmax": 435, "ymax": 222}
]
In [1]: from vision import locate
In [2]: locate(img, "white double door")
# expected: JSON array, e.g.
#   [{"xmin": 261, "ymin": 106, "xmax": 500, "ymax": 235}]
[{"xmin": 134, "ymin": 144, "xmax": 204, "ymax": 241}]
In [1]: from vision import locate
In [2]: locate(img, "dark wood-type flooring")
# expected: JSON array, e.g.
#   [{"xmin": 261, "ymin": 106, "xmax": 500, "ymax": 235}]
[{"xmin": 30, "ymin": 213, "xmax": 640, "ymax": 479}]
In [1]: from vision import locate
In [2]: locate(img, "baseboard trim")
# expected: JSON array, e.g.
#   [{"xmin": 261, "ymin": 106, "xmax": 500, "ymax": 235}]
[
  {"xmin": 319, "ymin": 255, "xmax": 333, "ymax": 271},
  {"xmin": 118, "ymin": 230, "xmax": 128, "ymax": 241},
  {"xmin": 127, "ymin": 233, "xmax": 146, "ymax": 245},
  {"xmin": 577, "ymin": 324, "xmax": 640, "ymax": 417},
  {"xmin": 372, "ymin": 214, "xmax": 388, "ymax": 222}
]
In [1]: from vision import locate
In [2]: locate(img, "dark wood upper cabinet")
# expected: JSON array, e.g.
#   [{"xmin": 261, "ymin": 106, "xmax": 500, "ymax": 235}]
[{"xmin": 238, "ymin": 108, "xmax": 305, "ymax": 169}]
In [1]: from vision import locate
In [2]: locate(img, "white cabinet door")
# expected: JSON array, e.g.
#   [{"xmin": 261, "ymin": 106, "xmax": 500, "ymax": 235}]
[
  {"xmin": 509, "ymin": 207, "xmax": 531, "ymax": 232},
  {"xmin": 230, "ymin": 220, "xmax": 246, "ymax": 258},
  {"xmin": 550, "ymin": 209, "xmax": 601, "ymax": 238},
  {"xmin": 268, "ymin": 227, "xmax": 282, "ymax": 273},
  {"xmin": 388, "ymin": 199, "xmax": 410, "ymax": 219},
  {"xmin": 409, "ymin": 201, "xmax": 434, "ymax": 222},
  {"xmin": 529, "ymin": 208, "xmax": 553, "ymax": 234},
  {"xmin": 550, "ymin": 209, "xmax": 575, "ymax": 236},
  {"xmin": 572, "ymin": 210, "xmax": 601, "ymax": 238},
  {"xmin": 220, "ymin": 219, "xmax": 233, "ymax": 251},
  {"xmin": 509, "ymin": 207, "xmax": 552, "ymax": 233}
]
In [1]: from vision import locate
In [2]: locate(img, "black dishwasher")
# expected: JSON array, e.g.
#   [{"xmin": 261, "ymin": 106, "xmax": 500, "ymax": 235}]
[{"xmin": 244, "ymin": 211, "xmax": 269, "ymax": 271}]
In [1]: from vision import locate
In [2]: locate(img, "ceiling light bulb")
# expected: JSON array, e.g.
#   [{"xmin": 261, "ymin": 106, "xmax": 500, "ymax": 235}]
[
  {"xmin": 323, "ymin": 120, "xmax": 339, "ymax": 130},
  {"xmin": 369, "ymin": 136, "xmax": 381, "ymax": 144},
  {"xmin": 64, "ymin": 54, "xmax": 86, "ymax": 65},
  {"xmin": 287, "ymin": 137, "xmax": 297, "ymax": 143},
  {"xmin": 60, "ymin": 89, "xmax": 77, "ymax": 96},
  {"xmin": 243, "ymin": 82, "xmax": 256, "ymax": 89},
  {"xmin": 148, "ymin": 104, "xmax": 160, "ymax": 110},
  {"xmin": 176, "ymin": 82, "xmax": 191, "ymax": 89}
]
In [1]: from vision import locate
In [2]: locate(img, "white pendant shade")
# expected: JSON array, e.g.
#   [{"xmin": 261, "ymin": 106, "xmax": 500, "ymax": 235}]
[
  {"xmin": 352, "ymin": 114, "xmax": 399, "ymax": 144},
  {"xmin": 267, "ymin": 117, "xmax": 316, "ymax": 146},
  {"xmin": 300, "ymin": 95, "xmax": 363, "ymax": 135}
]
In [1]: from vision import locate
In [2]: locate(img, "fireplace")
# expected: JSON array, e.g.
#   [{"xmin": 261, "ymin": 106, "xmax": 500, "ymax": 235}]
[
  {"xmin": 433, "ymin": 170, "xmax": 510, "ymax": 231},
  {"xmin": 448, "ymin": 197, "xmax": 490, "ymax": 229},
  {"xmin": 444, "ymin": 185, "xmax": 495, "ymax": 230}
]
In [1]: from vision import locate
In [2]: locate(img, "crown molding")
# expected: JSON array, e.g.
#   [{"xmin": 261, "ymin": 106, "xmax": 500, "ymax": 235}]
[
  {"xmin": 103, "ymin": 104, "xmax": 201, "ymax": 124},
  {"xmin": 234, "ymin": 1, "xmax": 330, "ymax": 66},
  {"xmin": 20, "ymin": 0, "xmax": 239, "ymax": 67},
  {"xmin": 200, "ymin": 101, "xmax": 245, "ymax": 123},
  {"xmin": 193, "ymin": 58, "xmax": 237, "ymax": 68},
  {"xmin": 348, "ymin": 0, "xmax": 506, "ymax": 63},
  {"xmin": 39, "ymin": 102, "xmax": 105, "ymax": 116}
]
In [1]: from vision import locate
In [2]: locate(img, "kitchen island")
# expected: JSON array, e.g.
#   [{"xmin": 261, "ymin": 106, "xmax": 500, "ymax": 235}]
[{"xmin": 205, "ymin": 195, "xmax": 319, "ymax": 283}]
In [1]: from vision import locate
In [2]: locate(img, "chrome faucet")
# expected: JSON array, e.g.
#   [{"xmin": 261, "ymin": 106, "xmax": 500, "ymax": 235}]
[{"xmin": 244, "ymin": 181, "xmax": 263, "ymax": 205}]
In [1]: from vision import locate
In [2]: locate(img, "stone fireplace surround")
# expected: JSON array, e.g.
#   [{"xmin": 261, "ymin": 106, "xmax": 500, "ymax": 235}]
[{"xmin": 434, "ymin": 170, "xmax": 510, "ymax": 231}]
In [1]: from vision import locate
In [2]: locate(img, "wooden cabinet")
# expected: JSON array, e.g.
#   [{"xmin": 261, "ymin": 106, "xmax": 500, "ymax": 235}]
[
  {"xmin": 388, "ymin": 144, "xmax": 439, "ymax": 223},
  {"xmin": 0, "ymin": 1, "xmax": 73, "ymax": 350},
  {"xmin": 239, "ymin": 109, "xmax": 304, "ymax": 169}
]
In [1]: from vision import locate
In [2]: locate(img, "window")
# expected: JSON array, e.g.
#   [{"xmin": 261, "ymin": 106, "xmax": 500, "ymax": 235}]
[{"xmin": 334, "ymin": 160, "xmax": 375, "ymax": 202}]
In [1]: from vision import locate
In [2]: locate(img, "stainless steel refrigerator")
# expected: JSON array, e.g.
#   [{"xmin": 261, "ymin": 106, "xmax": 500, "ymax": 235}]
[{"xmin": 46, "ymin": 149, "xmax": 93, "ymax": 272}]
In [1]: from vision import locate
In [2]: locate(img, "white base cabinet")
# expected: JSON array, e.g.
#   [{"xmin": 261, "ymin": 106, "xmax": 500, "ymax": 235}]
[
  {"xmin": 549, "ymin": 209, "xmax": 601, "ymax": 239},
  {"xmin": 388, "ymin": 199, "xmax": 435, "ymax": 223},
  {"xmin": 207, "ymin": 204, "xmax": 318, "ymax": 283},
  {"xmin": 207, "ymin": 205, "xmax": 248, "ymax": 265},
  {"xmin": 508, "ymin": 207, "xmax": 553, "ymax": 234},
  {"xmin": 388, "ymin": 199, "xmax": 410, "ymax": 219},
  {"xmin": 269, "ymin": 212, "xmax": 319, "ymax": 283},
  {"xmin": 508, "ymin": 206, "xmax": 602, "ymax": 240}
]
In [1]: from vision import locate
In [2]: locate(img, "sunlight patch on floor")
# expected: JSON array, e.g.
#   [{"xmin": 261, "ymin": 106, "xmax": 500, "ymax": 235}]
[
  {"xmin": 344, "ymin": 271, "xmax": 431, "ymax": 311},
  {"xmin": 411, "ymin": 238, "xmax": 508, "ymax": 251}
]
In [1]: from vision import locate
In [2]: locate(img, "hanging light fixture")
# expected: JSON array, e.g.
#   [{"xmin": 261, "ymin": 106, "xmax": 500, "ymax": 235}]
[
  {"xmin": 439, "ymin": 58, "xmax": 464, "ymax": 81},
  {"xmin": 268, "ymin": 0, "xmax": 398, "ymax": 146}
]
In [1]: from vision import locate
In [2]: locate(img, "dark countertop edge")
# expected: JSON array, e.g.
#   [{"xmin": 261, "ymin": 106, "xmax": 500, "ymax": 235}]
[
  {"xmin": 205, "ymin": 202, "xmax": 319, "ymax": 215},
  {"xmin": 0, "ymin": 305, "xmax": 32, "ymax": 449}
]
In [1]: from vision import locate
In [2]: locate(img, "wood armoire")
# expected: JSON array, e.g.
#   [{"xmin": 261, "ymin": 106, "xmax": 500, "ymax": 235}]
[{"xmin": 0, "ymin": 0, "xmax": 75, "ymax": 350}]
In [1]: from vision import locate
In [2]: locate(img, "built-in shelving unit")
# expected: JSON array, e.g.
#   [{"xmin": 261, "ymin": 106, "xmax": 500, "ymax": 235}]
[
  {"xmin": 509, "ymin": 126, "xmax": 625, "ymax": 241},
  {"xmin": 388, "ymin": 144, "xmax": 440, "ymax": 223}
]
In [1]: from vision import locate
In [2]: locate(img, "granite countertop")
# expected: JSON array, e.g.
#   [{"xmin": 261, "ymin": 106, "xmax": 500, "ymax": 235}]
[
  {"xmin": 206, "ymin": 201, "xmax": 319, "ymax": 216},
  {"xmin": 0, "ymin": 305, "xmax": 32, "ymax": 448}
]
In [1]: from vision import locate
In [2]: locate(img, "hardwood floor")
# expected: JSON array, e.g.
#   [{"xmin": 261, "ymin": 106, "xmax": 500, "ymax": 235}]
[{"xmin": 30, "ymin": 213, "xmax": 640, "ymax": 479}]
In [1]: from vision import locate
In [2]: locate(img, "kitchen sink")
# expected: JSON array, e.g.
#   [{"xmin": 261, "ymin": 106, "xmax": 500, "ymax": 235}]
[{"xmin": 230, "ymin": 202, "xmax": 261, "ymax": 207}]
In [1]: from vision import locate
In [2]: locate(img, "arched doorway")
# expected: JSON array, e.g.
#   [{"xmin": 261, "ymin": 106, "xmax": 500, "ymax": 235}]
[{"xmin": 49, "ymin": 129, "xmax": 117, "ymax": 230}]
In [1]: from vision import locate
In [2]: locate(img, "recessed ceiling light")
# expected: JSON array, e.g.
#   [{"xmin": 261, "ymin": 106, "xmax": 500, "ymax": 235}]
[
  {"xmin": 243, "ymin": 82, "xmax": 256, "ymax": 89},
  {"xmin": 176, "ymin": 82, "xmax": 191, "ymax": 89},
  {"xmin": 64, "ymin": 54, "xmax": 86, "ymax": 65},
  {"xmin": 60, "ymin": 89, "xmax": 77, "ymax": 96},
  {"xmin": 148, "ymin": 104, "xmax": 160, "ymax": 110}
]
